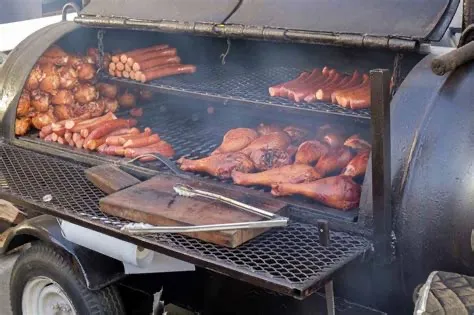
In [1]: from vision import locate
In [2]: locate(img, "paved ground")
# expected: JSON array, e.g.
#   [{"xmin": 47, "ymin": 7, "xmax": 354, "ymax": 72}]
[{"xmin": 0, "ymin": 252, "xmax": 18, "ymax": 315}]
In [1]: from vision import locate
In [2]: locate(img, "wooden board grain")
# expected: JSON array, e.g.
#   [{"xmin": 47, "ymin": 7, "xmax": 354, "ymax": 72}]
[
  {"xmin": 100, "ymin": 174, "xmax": 287, "ymax": 248},
  {"xmin": 85, "ymin": 165, "xmax": 141, "ymax": 194}
]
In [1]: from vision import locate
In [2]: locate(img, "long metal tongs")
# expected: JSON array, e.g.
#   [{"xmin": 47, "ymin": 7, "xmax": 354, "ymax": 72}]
[{"xmin": 121, "ymin": 184, "xmax": 289, "ymax": 234}]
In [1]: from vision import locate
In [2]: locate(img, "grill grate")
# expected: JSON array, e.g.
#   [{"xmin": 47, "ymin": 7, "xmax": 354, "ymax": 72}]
[
  {"xmin": 0, "ymin": 143, "xmax": 370, "ymax": 297},
  {"xmin": 107, "ymin": 64, "xmax": 371, "ymax": 119}
]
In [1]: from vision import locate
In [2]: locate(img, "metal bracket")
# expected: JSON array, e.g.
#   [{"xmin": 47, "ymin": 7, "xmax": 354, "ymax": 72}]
[
  {"xmin": 61, "ymin": 2, "xmax": 80, "ymax": 22},
  {"xmin": 370, "ymin": 69, "xmax": 393, "ymax": 262},
  {"xmin": 318, "ymin": 220, "xmax": 335, "ymax": 315}
]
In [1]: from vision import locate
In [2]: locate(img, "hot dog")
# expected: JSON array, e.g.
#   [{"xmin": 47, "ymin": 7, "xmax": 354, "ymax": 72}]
[
  {"xmin": 280, "ymin": 69, "xmax": 322, "ymax": 98},
  {"xmin": 128, "ymin": 48, "xmax": 177, "ymax": 65},
  {"xmin": 107, "ymin": 127, "xmax": 140, "ymax": 137},
  {"xmin": 297, "ymin": 70, "xmax": 342, "ymax": 103},
  {"xmin": 51, "ymin": 133, "xmax": 58, "ymax": 142},
  {"xmin": 132, "ymin": 55, "xmax": 181, "ymax": 71},
  {"xmin": 123, "ymin": 134, "xmax": 160, "ymax": 148},
  {"xmin": 75, "ymin": 138, "xmax": 84, "ymax": 149},
  {"xmin": 84, "ymin": 137, "xmax": 107, "ymax": 150},
  {"xmin": 314, "ymin": 71, "xmax": 361, "ymax": 102},
  {"xmin": 348, "ymin": 85, "xmax": 371, "ymax": 109},
  {"xmin": 140, "ymin": 64, "xmax": 196, "ymax": 82},
  {"xmin": 97, "ymin": 144, "xmax": 108, "ymax": 153},
  {"xmin": 116, "ymin": 62, "xmax": 125, "ymax": 71},
  {"xmin": 72, "ymin": 133, "xmax": 81, "ymax": 144},
  {"xmin": 103, "ymin": 145, "xmax": 126, "ymax": 156},
  {"xmin": 269, "ymin": 72, "xmax": 309, "ymax": 97},
  {"xmin": 122, "ymin": 71, "xmax": 130, "ymax": 79},
  {"xmin": 124, "ymin": 141, "xmax": 175, "ymax": 159},
  {"xmin": 84, "ymin": 119, "xmax": 137, "ymax": 144},
  {"xmin": 109, "ymin": 62, "xmax": 116, "ymax": 71},
  {"xmin": 70, "ymin": 112, "xmax": 115, "ymax": 133},
  {"xmin": 120, "ymin": 44, "xmax": 169, "ymax": 64},
  {"xmin": 286, "ymin": 68, "xmax": 328, "ymax": 101},
  {"xmin": 335, "ymin": 81, "xmax": 370, "ymax": 108},
  {"xmin": 106, "ymin": 129, "xmax": 152, "ymax": 146},
  {"xmin": 331, "ymin": 74, "xmax": 369, "ymax": 104}
]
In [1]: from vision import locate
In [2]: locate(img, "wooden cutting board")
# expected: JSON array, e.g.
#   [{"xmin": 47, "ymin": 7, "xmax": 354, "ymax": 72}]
[{"xmin": 99, "ymin": 174, "xmax": 288, "ymax": 248}]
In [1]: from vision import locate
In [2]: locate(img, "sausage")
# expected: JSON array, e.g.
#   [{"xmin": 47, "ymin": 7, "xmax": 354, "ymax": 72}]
[
  {"xmin": 97, "ymin": 143, "xmax": 108, "ymax": 153},
  {"xmin": 57, "ymin": 136, "xmax": 65, "ymax": 145},
  {"xmin": 129, "ymin": 107, "xmax": 143, "ymax": 117},
  {"xmin": 107, "ymin": 127, "xmax": 140, "ymax": 137},
  {"xmin": 84, "ymin": 137, "xmax": 107, "ymax": 150},
  {"xmin": 131, "ymin": 48, "xmax": 177, "ymax": 65},
  {"xmin": 121, "ymin": 44, "xmax": 170, "ymax": 63},
  {"xmin": 129, "ymin": 71, "xmax": 136, "ymax": 80},
  {"xmin": 109, "ymin": 62, "xmax": 116, "ymax": 71},
  {"xmin": 84, "ymin": 119, "xmax": 136, "ymax": 143},
  {"xmin": 132, "ymin": 55, "xmax": 181, "ymax": 71},
  {"xmin": 125, "ymin": 63, "xmax": 132, "ymax": 72},
  {"xmin": 106, "ymin": 129, "xmax": 151, "ymax": 146},
  {"xmin": 115, "ymin": 70, "xmax": 122, "ymax": 78},
  {"xmin": 69, "ymin": 111, "xmax": 115, "ymax": 132},
  {"xmin": 63, "ymin": 112, "xmax": 92, "ymax": 129},
  {"xmin": 124, "ymin": 141, "xmax": 175, "ymax": 159},
  {"xmin": 44, "ymin": 134, "xmax": 53, "ymax": 142},
  {"xmin": 39, "ymin": 125, "xmax": 53, "ymax": 138},
  {"xmin": 111, "ymin": 55, "xmax": 120, "ymax": 63},
  {"xmin": 280, "ymin": 68, "xmax": 324, "ymax": 98},
  {"xmin": 103, "ymin": 145, "xmax": 126, "ymax": 156},
  {"xmin": 335, "ymin": 81, "xmax": 370, "ymax": 108},
  {"xmin": 75, "ymin": 137, "xmax": 84, "ymax": 149},
  {"xmin": 286, "ymin": 68, "xmax": 327, "ymax": 101},
  {"xmin": 65, "ymin": 131, "xmax": 73, "ymax": 142},
  {"xmin": 348, "ymin": 85, "xmax": 371, "ymax": 109},
  {"xmin": 72, "ymin": 132, "xmax": 81, "ymax": 143},
  {"xmin": 269, "ymin": 72, "xmax": 309, "ymax": 97},
  {"xmin": 122, "ymin": 71, "xmax": 130, "ymax": 79},
  {"xmin": 294, "ymin": 69, "xmax": 338, "ymax": 103},
  {"xmin": 140, "ymin": 64, "xmax": 196, "ymax": 82},
  {"xmin": 116, "ymin": 62, "xmax": 125, "ymax": 71},
  {"xmin": 313, "ymin": 74, "xmax": 352, "ymax": 102},
  {"xmin": 109, "ymin": 68, "xmax": 116, "ymax": 76},
  {"xmin": 315, "ymin": 71, "xmax": 361, "ymax": 102},
  {"xmin": 123, "ymin": 134, "xmax": 160, "ymax": 148}
]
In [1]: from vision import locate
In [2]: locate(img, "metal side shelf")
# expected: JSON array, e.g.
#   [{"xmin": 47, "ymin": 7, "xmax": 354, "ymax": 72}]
[
  {"xmin": 105, "ymin": 64, "xmax": 371, "ymax": 120},
  {"xmin": 0, "ymin": 142, "xmax": 371, "ymax": 298}
]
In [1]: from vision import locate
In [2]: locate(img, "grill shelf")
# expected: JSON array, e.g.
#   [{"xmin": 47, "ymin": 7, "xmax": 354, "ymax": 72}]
[
  {"xmin": 105, "ymin": 64, "xmax": 371, "ymax": 119},
  {"xmin": 0, "ymin": 142, "xmax": 371, "ymax": 298}
]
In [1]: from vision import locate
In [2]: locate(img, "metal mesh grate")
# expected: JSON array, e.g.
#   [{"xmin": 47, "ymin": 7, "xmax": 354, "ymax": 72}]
[
  {"xmin": 0, "ymin": 143, "xmax": 370, "ymax": 297},
  {"xmin": 107, "ymin": 64, "xmax": 371, "ymax": 119}
]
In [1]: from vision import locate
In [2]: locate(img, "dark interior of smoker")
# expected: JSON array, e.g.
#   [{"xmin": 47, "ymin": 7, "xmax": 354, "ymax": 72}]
[{"xmin": 17, "ymin": 28, "xmax": 424, "ymax": 223}]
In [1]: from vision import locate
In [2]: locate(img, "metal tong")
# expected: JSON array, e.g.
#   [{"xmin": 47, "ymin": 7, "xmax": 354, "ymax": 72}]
[{"xmin": 121, "ymin": 183, "xmax": 289, "ymax": 234}]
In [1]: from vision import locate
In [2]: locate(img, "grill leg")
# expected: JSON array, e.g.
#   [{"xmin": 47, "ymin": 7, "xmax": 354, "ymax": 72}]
[{"xmin": 325, "ymin": 281, "xmax": 336, "ymax": 315}]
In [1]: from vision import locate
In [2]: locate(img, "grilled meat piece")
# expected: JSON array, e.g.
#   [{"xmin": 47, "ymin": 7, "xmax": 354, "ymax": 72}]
[
  {"xmin": 76, "ymin": 62, "xmax": 96, "ymax": 81},
  {"xmin": 31, "ymin": 90, "xmax": 50, "ymax": 113},
  {"xmin": 256, "ymin": 123, "xmax": 282, "ymax": 135},
  {"xmin": 39, "ymin": 71, "xmax": 60, "ymax": 95},
  {"xmin": 341, "ymin": 150, "xmax": 370, "ymax": 178},
  {"xmin": 53, "ymin": 104, "xmax": 72, "ymax": 121},
  {"xmin": 31, "ymin": 110, "xmax": 56, "ymax": 130},
  {"xmin": 25, "ymin": 65, "xmax": 44, "ymax": 90},
  {"xmin": 15, "ymin": 117, "xmax": 31, "ymax": 136},
  {"xmin": 232, "ymin": 164, "xmax": 321, "ymax": 187},
  {"xmin": 250, "ymin": 148, "xmax": 292, "ymax": 171},
  {"xmin": 58, "ymin": 66, "xmax": 78, "ymax": 90},
  {"xmin": 73, "ymin": 83, "xmax": 98, "ymax": 104},
  {"xmin": 315, "ymin": 124, "xmax": 345, "ymax": 140},
  {"xmin": 86, "ymin": 100, "xmax": 106, "ymax": 117},
  {"xmin": 99, "ymin": 97, "xmax": 119, "ymax": 113},
  {"xmin": 344, "ymin": 134, "xmax": 371, "ymax": 151},
  {"xmin": 283, "ymin": 126, "xmax": 310, "ymax": 145},
  {"xmin": 178, "ymin": 152, "xmax": 255, "ymax": 179},
  {"xmin": 51, "ymin": 89, "xmax": 74, "ymax": 106},
  {"xmin": 241, "ymin": 132, "xmax": 291, "ymax": 156},
  {"xmin": 315, "ymin": 146, "xmax": 353, "ymax": 176},
  {"xmin": 271, "ymin": 175, "xmax": 361, "ymax": 210},
  {"xmin": 295, "ymin": 140, "xmax": 329, "ymax": 165},
  {"xmin": 17, "ymin": 90, "xmax": 31, "ymax": 117},
  {"xmin": 323, "ymin": 133, "xmax": 345, "ymax": 148},
  {"xmin": 211, "ymin": 128, "xmax": 258, "ymax": 155}
]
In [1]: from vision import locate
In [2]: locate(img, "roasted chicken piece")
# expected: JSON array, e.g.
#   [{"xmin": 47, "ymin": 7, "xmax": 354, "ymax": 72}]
[
  {"xmin": 76, "ymin": 62, "xmax": 96, "ymax": 81},
  {"xmin": 51, "ymin": 89, "xmax": 74, "ymax": 106},
  {"xmin": 232, "ymin": 164, "xmax": 321, "ymax": 187},
  {"xmin": 25, "ymin": 65, "xmax": 44, "ymax": 90},
  {"xmin": 54, "ymin": 105, "xmax": 72, "ymax": 121},
  {"xmin": 271, "ymin": 175, "xmax": 361, "ymax": 210},
  {"xmin": 322, "ymin": 133, "xmax": 345, "ymax": 148},
  {"xmin": 85, "ymin": 100, "xmax": 106, "ymax": 117},
  {"xmin": 99, "ymin": 97, "xmax": 119, "ymax": 113},
  {"xmin": 315, "ymin": 124, "xmax": 345, "ymax": 140},
  {"xmin": 344, "ymin": 134, "xmax": 371, "ymax": 151},
  {"xmin": 39, "ymin": 71, "xmax": 60, "ymax": 95},
  {"xmin": 283, "ymin": 126, "xmax": 310, "ymax": 145},
  {"xmin": 241, "ymin": 132, "xmax": 291, "ymax": 156},
  {"xmin": 178, "ymin": 152, "xmax": 255, "ymax": 179},
  {"xmin": 250, "ymin": 148, "xmax": 292, "ymax": 171},
  {"xmin": 58, "ymin": 66, "xmax": 78, "ymax": 90},
  {"xmin": 295, "ymin": 140, "xmax": 329, "ymax": 165},
  {"xmin": 44, "ymin": 45, "xmax": 68, "ymax": 58},
  {"xmin": 211, "ymin": 128, "xmax": 258, "ymax": 155},
  {"xmin": 30, "ymin": 90, "xmax": 50, "ymax": 113},
  {"xmin": 97, "ymin": 83, "xmax": 118, "ymax": 99},
  {"xmin": 341, "ymin": 150, "xmax": 370, "ymax": 178},
  {"xmin": 31, "ymin": 110, "xmax": 55, "ymax": 130},
  {"xmin": 66, "ymin": 55, "xmax": 84, "ymax": 69},
  {"xmin": 117, "ymin": 91, "xmax": 136, "ymax": 109},
  {"xmin": 256, "ymin": 123, "xmax": 282, "ymax": 135},
  {"xmin": 315, "ymin": 146, "xmax": 353, "ymax": 176},
  {"xmin": 74, "ymin": 83, "xmax": 97, "ymax": 104},
  {"xmin": 15, "ymin": 117, "xmax": 31, "ymax": 136},
  {"xmin": 17, "ymin": 90, "xmax": 31, "ymax": 117}
]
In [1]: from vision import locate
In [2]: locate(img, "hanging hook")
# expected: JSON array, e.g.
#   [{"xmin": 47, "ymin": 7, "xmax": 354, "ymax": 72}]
[{"xmin": 220, "ymin": 38, "xmax": 231, "ymax": 65}]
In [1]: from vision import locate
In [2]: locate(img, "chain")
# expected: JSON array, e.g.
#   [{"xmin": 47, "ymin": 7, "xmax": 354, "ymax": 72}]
[
  {"xmin": 391, "ymin": 52, "xmax": 403, "ymax": 97},
  {"xmin": 220, "ymin": 38, "xmax": 231, "ymax": 65},
  {"xmin": 97, "ymin": 30, "xmax": 105, "ymax": 74}
]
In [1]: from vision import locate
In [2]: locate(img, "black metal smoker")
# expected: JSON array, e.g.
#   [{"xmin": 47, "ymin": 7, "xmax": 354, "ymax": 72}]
[{"xmin": 1, "ymin": 0, "xmax": 474, "ymax": 314}]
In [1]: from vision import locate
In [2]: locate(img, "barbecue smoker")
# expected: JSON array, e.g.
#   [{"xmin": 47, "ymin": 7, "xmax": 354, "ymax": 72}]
[{"xmin": 0, "ymin": 0, "xmax": 473, "ymax": 314}]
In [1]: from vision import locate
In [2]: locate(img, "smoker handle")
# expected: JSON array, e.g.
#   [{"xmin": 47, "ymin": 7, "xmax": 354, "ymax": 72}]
[{"xmin": 431, "ymin": 41, "xmax": 474, "ymax": 76}]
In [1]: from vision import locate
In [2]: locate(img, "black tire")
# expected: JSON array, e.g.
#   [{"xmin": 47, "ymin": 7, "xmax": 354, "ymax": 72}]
[
  {"xmin": 10, "ymin": 241, "xmax": 125, "ymax": 315},
  {"xmin": 464, "ymin": 0, "xmax": 474, "ymax": 31}
]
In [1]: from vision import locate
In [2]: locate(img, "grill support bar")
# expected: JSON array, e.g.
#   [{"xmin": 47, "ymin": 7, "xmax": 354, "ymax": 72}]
[
  {"xmin": 318, "ymin": 220, "xmax": 336, "ymax": 315},
  {"xmin": 370, "ymin": 69, "xmax": 393, "ymax": 262}
]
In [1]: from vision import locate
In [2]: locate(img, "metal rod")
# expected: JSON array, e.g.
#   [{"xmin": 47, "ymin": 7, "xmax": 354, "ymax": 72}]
[
  {"xmin": 318, "ymin": 220, "xmax": 335, "ymax": 315},
  {"xmin": 121, "ymin": 218, "xmax": 288, "ymax": 234},
  {"xmin": 370, "ymin": 69, "xmax": 392, "ymax": 261}
]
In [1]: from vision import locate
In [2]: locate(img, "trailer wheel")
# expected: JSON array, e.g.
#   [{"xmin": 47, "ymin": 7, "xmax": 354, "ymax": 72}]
[{"xmin": 10, "ymin": 241, "xmax": 125, "ymax": 315}]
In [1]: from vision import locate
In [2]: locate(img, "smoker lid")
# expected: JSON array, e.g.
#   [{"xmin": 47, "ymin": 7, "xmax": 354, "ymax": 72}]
[
  {"xmin": 79, "ymin": 0, "xmax": 240, "ymax": 23},
  {"xmin": 226, "ymin": 0, "xmax": 458, "ymax": 41}
]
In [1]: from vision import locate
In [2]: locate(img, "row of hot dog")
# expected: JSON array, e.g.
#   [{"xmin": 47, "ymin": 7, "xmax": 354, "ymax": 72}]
[
  {"xmin": 269, "ymin": 67, "xmax": 371, "ymax": 109},
  {"xmin": 38, "ymin": 111, "xmax": 174, "ymax": 160},
  {"xmin": 108, "ymin": 44, "xmax": 197, "ymax": 82},
  {"xmin": 177, "ymin": 123, "xmax": 370, "ymax": 210}
]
